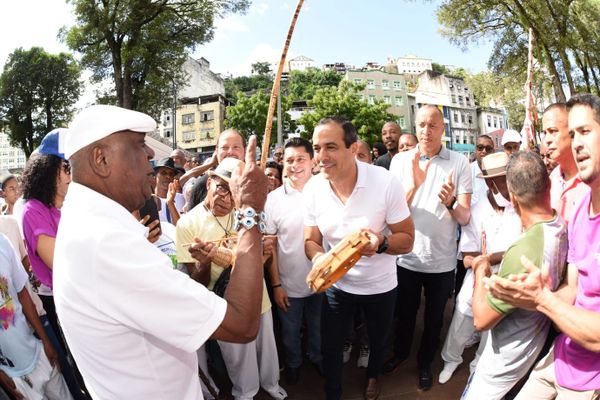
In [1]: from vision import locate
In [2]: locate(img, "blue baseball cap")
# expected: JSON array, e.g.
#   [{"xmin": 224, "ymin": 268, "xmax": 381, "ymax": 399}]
[{"xmin": 37, "ymin": 128, "xmax": 68, "ymax": 159}]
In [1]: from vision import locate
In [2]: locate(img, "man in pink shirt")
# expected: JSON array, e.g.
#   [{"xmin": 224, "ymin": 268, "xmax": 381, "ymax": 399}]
[
  {"xmin": 543, "ymin": 103, "xmax": 590, "ymax": 224},
  {"xmin": 486, "ymin": 93, "xmax": 600, "ymax": 399}
]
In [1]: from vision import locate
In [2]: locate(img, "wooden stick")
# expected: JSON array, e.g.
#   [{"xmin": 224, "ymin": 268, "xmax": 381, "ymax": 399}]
[{"xmin": 260, "ymin": 0, "xmax": 305, "ymax": 169}]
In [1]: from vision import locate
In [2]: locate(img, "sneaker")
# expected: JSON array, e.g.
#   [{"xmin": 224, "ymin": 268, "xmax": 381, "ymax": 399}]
[
  {"xmin": 357, "ymin": 345, "xmax": 370, "ymax": 368},
  {"xmin": 264, "ymin": 385, "xmax": 288, "ymax": 400},
  {"xmin": 438, "ymin": 362, "xmax": 460, "ymax": 384},
  {"xmin": 343, "ymin": 341, "xmax": 353, "ymax": 364}
]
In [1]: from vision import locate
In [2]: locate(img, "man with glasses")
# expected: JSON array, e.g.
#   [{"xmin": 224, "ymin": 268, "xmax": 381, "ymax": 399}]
[
  {"xmin": 272, "ymin": 145, "xmax": 284, "ymax": 166},
  {"xmin": 176, "ymin": 158, "xmax": 287, "ymax": 400},
  {"xmin": 472, "ymin": 135, "xmax": 495, "ymax": 206}
]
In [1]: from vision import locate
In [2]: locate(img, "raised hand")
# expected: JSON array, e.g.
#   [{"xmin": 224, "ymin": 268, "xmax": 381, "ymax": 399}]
[
  {"xmin": 411, "ymin": 151, "xmax": 431, "ymax": 189},
  {"xmin": 230, "ymin": 135, "xmax": 268, "ymax": 211},
  {"xmin": 438, "ymin": 169, "xmax": 456, "ymax": 207}
]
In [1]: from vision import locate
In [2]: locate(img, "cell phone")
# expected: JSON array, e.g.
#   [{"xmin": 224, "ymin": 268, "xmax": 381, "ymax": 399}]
[{"xmin": 139, "ymin": 195, "xmax": 161, "ymax": 235}]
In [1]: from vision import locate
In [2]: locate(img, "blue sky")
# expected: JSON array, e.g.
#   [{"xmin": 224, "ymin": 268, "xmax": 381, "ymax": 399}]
[
  {"xmin": 1, "ymin": 0, "xmax": 495, "ymax": 78},
  {"xmin": 196, "ymin": 0, "xmax": 496, "ymax": 76}
]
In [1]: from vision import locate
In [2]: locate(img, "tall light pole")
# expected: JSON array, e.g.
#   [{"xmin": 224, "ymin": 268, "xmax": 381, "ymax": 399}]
[{"xmin": 171, "ymin": 80, "xmax": 177, "ymax": 150}]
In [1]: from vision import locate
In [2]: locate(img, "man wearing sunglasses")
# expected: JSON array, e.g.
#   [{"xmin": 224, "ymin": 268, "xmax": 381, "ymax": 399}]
[{"xmin": 472, "ymin": 135, "xmax": 495, "ymax": 206}]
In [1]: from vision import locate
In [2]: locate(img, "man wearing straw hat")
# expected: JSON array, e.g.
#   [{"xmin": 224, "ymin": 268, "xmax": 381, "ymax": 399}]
[{"xmin": 54, "ymin": 104, "xmax": 268, "ymax": 400}]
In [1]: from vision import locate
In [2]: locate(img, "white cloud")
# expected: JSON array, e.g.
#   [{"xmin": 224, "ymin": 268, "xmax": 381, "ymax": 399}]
[
  {"xmin": 251, "ymin": 2, "xmax": 269, "ymax": 16},
  {"xmin": 221, "ymin": 43, "xmax": 296, "ymax": 77}
]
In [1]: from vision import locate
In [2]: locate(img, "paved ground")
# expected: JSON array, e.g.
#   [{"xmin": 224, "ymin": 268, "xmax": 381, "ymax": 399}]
[{"xmin": 249, "ymin": 295, "xmax": 475, "ymax": 400}]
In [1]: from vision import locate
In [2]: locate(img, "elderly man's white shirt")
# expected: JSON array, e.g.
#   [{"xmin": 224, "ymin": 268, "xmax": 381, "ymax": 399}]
[
  {"xmin": 303, "ymin": 161, "xmax": 410, "ymax": 295},
  {"xmin": 54, "ymin": 183, "xmax": 226, "ymax": 400}
]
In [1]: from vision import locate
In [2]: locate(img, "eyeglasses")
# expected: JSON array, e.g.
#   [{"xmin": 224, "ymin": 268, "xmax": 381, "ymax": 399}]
[
  {"xmin": 214, "ymin": 183, "xmax": 231, "ymax": 196},
  {"xmin": 476, "ymin": 144, "xmax": 494, "ymax": 152},
  {"xmin": 62, "ymin": 161, "xmax": 71, "ymax": 175},
  {"xmin": 273, "ymin": 152, "xmax": 283, "ymax": 158}
]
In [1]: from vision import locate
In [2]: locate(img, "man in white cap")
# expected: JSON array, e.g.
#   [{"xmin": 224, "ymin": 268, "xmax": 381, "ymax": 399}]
[
  {"xmin": 53, "ymin": 105, "xmax": 268, "ymax": 400},
  {"xmin": 501, "ymin": 129, "xmax": 522, "ymax": 155}
]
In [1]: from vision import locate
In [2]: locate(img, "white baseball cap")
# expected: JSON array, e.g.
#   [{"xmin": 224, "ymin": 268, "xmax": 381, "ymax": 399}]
[
  {"xmin": 65, "ymin": 105, "xmax": 156, "ymax": 159},
  {"xmin": 501, "ymin": 129, "xmax": 522, "ymax": 146}
]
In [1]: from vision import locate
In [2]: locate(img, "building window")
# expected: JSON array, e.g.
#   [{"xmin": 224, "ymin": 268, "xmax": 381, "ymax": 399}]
[
  {"xmin": 183, "ymin": 131, "xmax": 195, "ymax": 141},
  {"xmin": 382, "ymin": 80, "xmax": 389, "ymax": 90},
  {"xmin": 368, "ymin": 95, "xmax": 376, "ymax": 104},
  {"xmin": 465, "ymin": 96, "xmax": 471, "ymax": 106},
  {"xmin": 395, "ymin": 96, "xmax": 404, "ymax": 106},
  {"xmin": 383, "ymin": 96, "xmax": 391, "ymax": 104},
  {"xmin": 354, "ymin": 78, "xmax": 362, "ymax": 85},
  {"xmin": 393, "ymin": 81, "xmax": 401, "ymax": 90},
  {"xmin": 200, "ymin": 129, "xmax": 213, "ymax": 139},
  {"xmin": 468, "ymin": 114, "xmax": 473, "ymax": 124},
  {"xmin": 201, "ymin": 111, "xmax": 214, "ymax": 122},
  {"xmin": 165, "ymin": 130, "xmax": 171, "ymax": 138},
  {"xmin": 367, "ymin": 79, "xmax": 375, "ymax": 89},
  {"xmin": 451, "ymin": 94, "xmax": 456, "ymax": 104},
  {"xmin": 399, "ymin": 116, "xmax": 406, "ymax": 129},
  {"xmin": 493, "ymin": 117, "xmax": 498, "ymax": 128},
  {"xmin": 182, "ymin": 113, "xmax": 195, "ymax": 125},
  {"xmin": 453, "ymin": 112, "xmax": 459, "ymax": 123},
  {"xmin": 487, "ymin": 116, "xmax": 492, "ymax": 127}
]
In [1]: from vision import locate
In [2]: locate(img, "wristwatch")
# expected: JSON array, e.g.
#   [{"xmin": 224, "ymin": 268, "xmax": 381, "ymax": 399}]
[
  {"xmin": 376, "ymin": 235, "xmax": 389, "ymax": 254},
  {"xmin": 233, "ymin": 207, "xmax": 267, "ymax": 233},
  {"xmin": 446, "ymin": 197, "xmax": 457, "ymax": 211}
]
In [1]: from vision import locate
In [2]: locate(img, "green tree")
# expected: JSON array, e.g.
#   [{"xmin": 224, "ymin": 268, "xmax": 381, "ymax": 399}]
[
  {"xmin": 225, "ymin": 91, "xmax": 296, "ymax": 145},
  {"xmin": 0, "ymin": 47, "xmax": 82, "ymax": 157},
  {"xmin": 251, "ymin": 61, "xmax": 273, "ymax": 77},
  {"xmin": 298, "ymin": 81, "xmax": 395, "ymax": 145},
  {"xmin": 431, "ymin": 63, "xmax": 449, "ymax": 74},
  {"xmin": 437, "ymin": 0, "xmax": 600, "ymax": 101},
  {"xmin": 287, "ymin": 68, "xmax": 342, "ymax": 100},
  {"xmin": 63, "ymin": 0, "xmax": 249, "ymax": 117},
  {"xmin": 224, "ymin": 74, "xmax": 274, "ymax": 99}
]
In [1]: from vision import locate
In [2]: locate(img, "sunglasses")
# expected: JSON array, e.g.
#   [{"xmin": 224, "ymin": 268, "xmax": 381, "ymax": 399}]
[{"xmin": 476, "ymin": 144, "xmax": 494, "ymax": 152}]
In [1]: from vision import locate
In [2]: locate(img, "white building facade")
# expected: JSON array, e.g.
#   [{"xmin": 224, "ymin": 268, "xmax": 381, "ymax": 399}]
[{"xmin": 0, "ymin": 131, "xmax": 26, "ymax": 173}]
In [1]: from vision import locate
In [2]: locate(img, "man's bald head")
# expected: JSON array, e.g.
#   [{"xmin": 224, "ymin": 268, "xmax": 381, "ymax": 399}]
[
  {"xmin": 216, "ymin": 129, "xmax": 246, "ymax": 162},
  {"xmin": 381, "ymin": 121, "xmax": 402, "ymax": 154}
]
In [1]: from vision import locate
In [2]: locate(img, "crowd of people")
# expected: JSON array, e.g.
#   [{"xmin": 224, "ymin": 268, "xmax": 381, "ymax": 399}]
[{"xmin": 0, "ymin": 93, "xmax": 599, "ymax": 400}]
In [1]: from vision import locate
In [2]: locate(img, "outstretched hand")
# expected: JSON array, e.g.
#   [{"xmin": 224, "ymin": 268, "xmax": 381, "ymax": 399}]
[{"xmin": 230, "ymin": 135, "xmax": 268, "ymax": 211}]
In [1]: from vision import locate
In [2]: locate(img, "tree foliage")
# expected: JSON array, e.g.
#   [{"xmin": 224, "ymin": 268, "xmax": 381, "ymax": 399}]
[
  {"xmin": 225, "ymin": 91, "xmax": 296, "ymax": 145},
  {"xmin": 287, "ymin": 68, "xmax": 343, "ymax": 101},
  {"xmin": 224, "ymin": 73, "xmax": 273, "ymax": 100},
  {"xmin": 298, "ymin": 81, "xmax": 395, "ymax": 145},
  {"xmin": 437, "ymin": 0, "xmax": 600, "ymax": 101},
  {"xmin": 0, "ymin": 47, "xmax": 82, "ymax": 157},
  {"xmin": 63, "ymin": 0, "xmax": 249, "ymax": 117}
]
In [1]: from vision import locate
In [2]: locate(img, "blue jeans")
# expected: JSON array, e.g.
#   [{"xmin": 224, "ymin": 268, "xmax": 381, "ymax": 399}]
[
  {"xmin": 276, "ymin": 294, "xmax": 323, "ymax": 368},
  {"xmin": 322, "ymin": 287, "xmax": 396, "ymax": 400}
]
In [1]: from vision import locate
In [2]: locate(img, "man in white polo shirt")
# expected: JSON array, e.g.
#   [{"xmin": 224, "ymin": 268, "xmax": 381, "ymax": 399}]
[
  {"xmin": 304, "ymin": 116, "xmax": 415, "ymax": 400},
  {"xmin": 265, "ymin": 137, "xmax": 322, "ymax": 386},
  {"xmin": 54, "ymin": 105, "xmax": 268, "ymax": 400},
  {"xmin": 386, "ymin": 104, "xmax": 472, "ymax": 391}
]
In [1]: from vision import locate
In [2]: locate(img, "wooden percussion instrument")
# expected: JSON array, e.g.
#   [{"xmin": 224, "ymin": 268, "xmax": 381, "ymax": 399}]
[{"xmin": 306, "ymin": 230, "xmax": 372, "ymax": 293}]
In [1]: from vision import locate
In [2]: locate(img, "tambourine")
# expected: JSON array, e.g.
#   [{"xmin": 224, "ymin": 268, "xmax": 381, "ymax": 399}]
[{"xmin": 306, "ymin": 230, "xmax": 372, "ymax": 293}]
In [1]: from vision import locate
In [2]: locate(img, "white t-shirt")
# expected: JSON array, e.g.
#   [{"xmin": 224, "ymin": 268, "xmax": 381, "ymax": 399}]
[
  {"xmin": 265, "ymin": 181, "xmax": 313, "ymax": 298},
  {"xmin": 54, "ymin": 183, "xmax": 227, "ymax": 400},
  {"xmin": 0, "ymin": 234, "xmax": 41, "ymax": 379},
  {"xmin": 303, "ymin": 160, "xmax": 410, "ymax": 295},
  {"xmin": 456, "ymin": 195, "xmax": 521, "ymax": 317},
  {"xmin": 470, "ymin": 161, "xmax": 489, "ymax": 206}
]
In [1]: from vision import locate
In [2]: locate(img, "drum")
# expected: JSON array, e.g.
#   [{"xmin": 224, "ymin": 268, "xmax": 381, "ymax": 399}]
[{"xmin": 306, "ymin": 230, "xmax": 372, "ymax": 293}]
